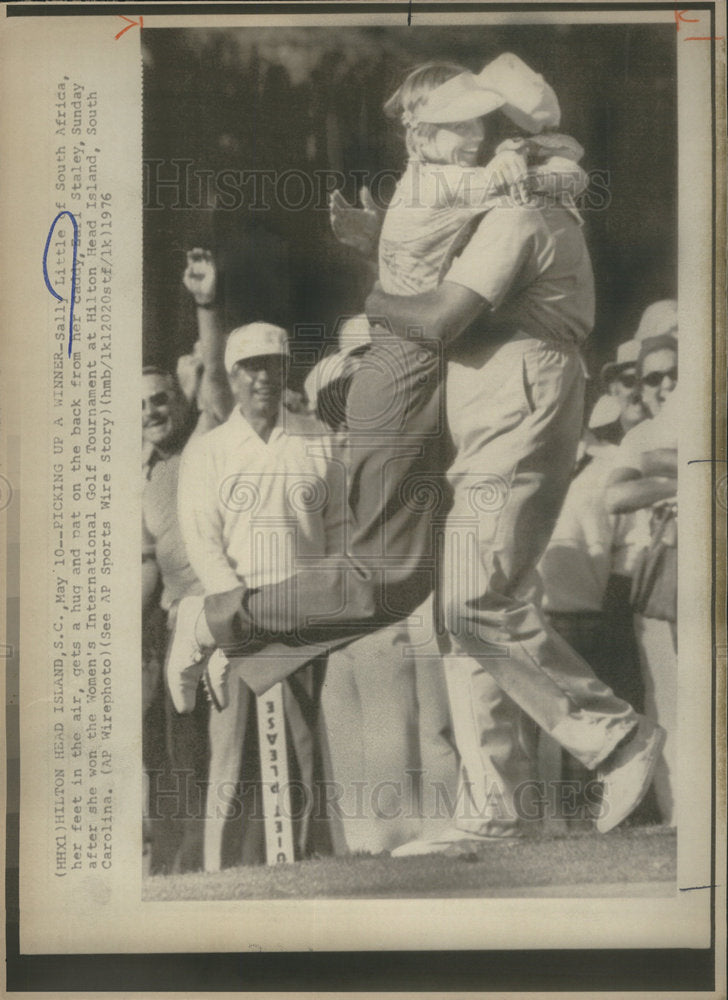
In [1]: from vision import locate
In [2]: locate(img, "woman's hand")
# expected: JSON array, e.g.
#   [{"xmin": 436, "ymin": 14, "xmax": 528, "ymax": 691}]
[
  {"xmin": 482, "ymin": 149, "xmax": 531, "ymax": 206},
  {"xmin": 329, "ymin": 187, "xmax": 382, "ymax": 257}
]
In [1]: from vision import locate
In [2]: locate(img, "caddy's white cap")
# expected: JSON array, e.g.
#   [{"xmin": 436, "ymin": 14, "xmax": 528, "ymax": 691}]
[
  {"xmin": 478, "ymin": 53, "xmax": 561, "ymax": 133},
  {"xmin": 405, "ymin": 71, "xmax": 505, "ymax": 125},
  {"xmin": 224, "ymin": 323, "xmax": 289, "ymax": 374},
  {"xmin": 385, "ymin": 53, "xmax": 559, "ymax": 133}
]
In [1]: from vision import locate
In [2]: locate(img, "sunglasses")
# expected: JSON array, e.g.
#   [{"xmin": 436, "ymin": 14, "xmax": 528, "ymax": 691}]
[
  {"xmin": 640, "ymin": 368, "xmax": 678, "ymax": 388},
  {"xmin": 142, "ymin": 391, "xmax": 170, "ymax": 410},
  {"xmin": 616, "ymin": 373, "xmax": 638, "ymax": 389}
]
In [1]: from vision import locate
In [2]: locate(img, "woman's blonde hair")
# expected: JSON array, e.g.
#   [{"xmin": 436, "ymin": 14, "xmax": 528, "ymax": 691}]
[{"xmin": 384, "ymin": 61, "xmax": 468, "ymax": 159}]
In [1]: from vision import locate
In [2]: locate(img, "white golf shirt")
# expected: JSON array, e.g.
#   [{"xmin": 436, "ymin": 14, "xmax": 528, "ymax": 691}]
[{"xmin": 178, "ymin": 406, "xmax": 344, "ymax": 595}]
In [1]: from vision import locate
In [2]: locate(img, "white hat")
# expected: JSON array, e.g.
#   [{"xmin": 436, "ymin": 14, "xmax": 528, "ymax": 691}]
[
  {"xmin": 478, "ymin": 53, "xmax": 560, "ymax": 133},
  {"xmin": 634, "ymin": 300, "xmax": 678, "ymax": 341},
  {"xmin": 405, "ymin": 71, "xmax": 505, "ymax": 125},
  {"xmin": 588, "ymin": 394, "xmax": 621, "ymax": 429},
  {"xmin": 337, "ymin": 314, "xmax": 372, "ymax": 356},
  {"xmin": 224, "ymin": 323, "xmax": 289, "ymax": 374},
  {"xmin": 600, "ymin": 339, "xmax": 640, "ymax": 381}
]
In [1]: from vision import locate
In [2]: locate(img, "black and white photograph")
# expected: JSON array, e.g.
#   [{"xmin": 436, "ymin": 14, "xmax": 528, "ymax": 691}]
[
  {"xmin": 142, "ymin": 22, "xmax": 684, "ymax": 894},
  {"xmin": 1, "ymin": 1, "xmax": 724, "ymax": 989}
]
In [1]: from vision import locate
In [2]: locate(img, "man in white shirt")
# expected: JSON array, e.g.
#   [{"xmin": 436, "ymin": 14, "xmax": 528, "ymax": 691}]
[
  {"xmin": 177, "ymin": 327, "xmax": 340, "ymax": 602},
  {"xmin": 173, "ymin": 322, "xmax": 344, "ymax": 869}
]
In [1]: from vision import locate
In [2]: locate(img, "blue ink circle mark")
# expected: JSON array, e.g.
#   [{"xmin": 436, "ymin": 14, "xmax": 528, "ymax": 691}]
[{"xmin": 43, "ymin": 211, "xmax": 79, "ymax": 357}]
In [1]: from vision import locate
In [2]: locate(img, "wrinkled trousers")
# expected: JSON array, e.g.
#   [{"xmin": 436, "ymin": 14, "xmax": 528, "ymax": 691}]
[
  {"xmin": 440, "ymin": 337, "xmax": 637, "ymax": 790},
  {"xmin": 206, "ymin": 337, "xmax": 450, "ymax": 693}
]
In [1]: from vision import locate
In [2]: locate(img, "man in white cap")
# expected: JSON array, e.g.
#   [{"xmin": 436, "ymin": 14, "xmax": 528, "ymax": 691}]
[
  {"xmin": 176, "ymin": 321, "xmax": 341, "ymax": 632},
  {"xmin": 173, "ymin": 321, "xmax": 343, "ymax": 869}
]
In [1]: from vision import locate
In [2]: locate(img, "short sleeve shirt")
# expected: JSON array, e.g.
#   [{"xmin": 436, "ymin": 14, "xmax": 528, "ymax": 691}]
[{"xmin": 445, "ymin": 205, "xmax": 595, "ymax": 347}]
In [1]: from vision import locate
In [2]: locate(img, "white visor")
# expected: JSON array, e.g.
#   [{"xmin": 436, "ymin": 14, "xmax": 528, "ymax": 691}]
[{"xmin": 411, "ymin": 72, "xmax": 505, "ymax": 125}]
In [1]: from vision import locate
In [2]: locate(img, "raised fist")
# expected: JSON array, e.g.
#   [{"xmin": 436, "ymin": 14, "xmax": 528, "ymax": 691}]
[{"xmin": 183, "ymin": 247, "xmax": 217, "ymax": 307}]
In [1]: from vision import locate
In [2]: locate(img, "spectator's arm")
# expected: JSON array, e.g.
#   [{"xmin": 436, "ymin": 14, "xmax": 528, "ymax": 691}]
[
  {"xmin": 182, "ymin": 249, "xmax": 233, "ymax": 434},
  {"xmin": 177, "ymin": 436, "xmax": 241, "ymax": 593},
  {"xmin": 605, "ymin": 465, "xmax": 678, "ymax": 514},
  {"xmin": 640, "ymin": 447, "xmax": 678, "ymax": 478},
  {"xmin": 365, "ymin": 279, "xmax": 487, "ymax": 344}
]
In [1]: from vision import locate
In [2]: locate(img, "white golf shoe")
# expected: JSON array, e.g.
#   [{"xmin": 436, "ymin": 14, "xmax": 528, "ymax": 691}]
[
  {"xmin": 595, "ymin": 716, "xmax": 666, "ymax": 833},
  {"xmin": 204, "ymin": 648, "xmax": 231, "ymax": 712},
  {"xmin": 165, "ymin": 595, "xmax": 206, "ymax": 714},
  {"xmin": 391, "ymin": 826, "xmax": 520, "ymax": 858}
]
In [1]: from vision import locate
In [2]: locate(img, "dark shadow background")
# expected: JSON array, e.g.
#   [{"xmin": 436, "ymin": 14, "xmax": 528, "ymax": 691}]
[{"xmin": 142, "ymin": 24, "xmax": 677, "ymax": 396}]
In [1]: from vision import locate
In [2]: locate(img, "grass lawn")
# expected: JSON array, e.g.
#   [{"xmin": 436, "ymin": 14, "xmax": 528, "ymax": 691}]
[{"xmin": 143, "ymin": 824, "xmax": 676, "ymax": 901}]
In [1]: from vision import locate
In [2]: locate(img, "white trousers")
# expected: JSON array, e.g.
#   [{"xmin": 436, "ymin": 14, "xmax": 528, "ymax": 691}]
[
  {"xmin": 321, "ymin": 623, "xmax": 421, "ymax": 853},
  {"xmin": 441, "ymin": 337, "xmax": 639, "ymax": 835}
]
